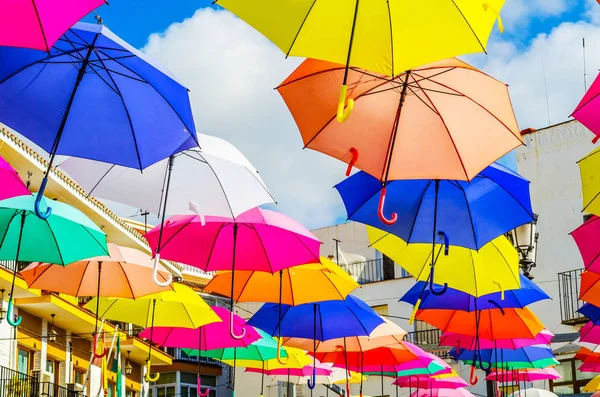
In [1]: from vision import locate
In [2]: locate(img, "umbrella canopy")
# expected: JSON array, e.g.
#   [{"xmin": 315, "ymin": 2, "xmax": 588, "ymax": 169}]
[
  {"xmin": 584, "ymin": 375, "xmax": 600, "ymax": 392},
  {"xmin": 368, "ymin": 226, "xmax": 519, "ymax": 297},
  {"xmin": 0, "ymin": 0, "xmax": 105, "ymax": 51},
  {"xmin": 580, "ymin": 271, "xmax": 600, "ymax": 307},
  {"xmin": 509, "ymin": 389, "xmax": 559, "ymax": 397},
  {"xmin": 278, "ymin": 58, "xmax": 520, "ymax": 184},
  {"xmin": 449, "ymin": 346, "xmax": 555, "ymax": 366},
  {"xmin": 410, "ymin": 389, "xmax": 474, "ymax": 397},
  {"xmin": 217, "ymin": 1, "xmax": 505, "ymax": 77},
  {"xmin": 247, "ymin": 296, "xmax": 384, "ymax": 341},
  {"xmin": 340, "ymin": 163, "xmax": 533, "ymax": 250},
  {"xmin": 394, "ymin": 372, "xmax": 469, "ymax": 389},
  {"xmin": 84, "ymin": 283, "xmax": 220, "ymax": 329},
  {"xmin": 485, "ymin": 368, "xmax": 561, "ymax": 382},
  {"xmin": 138, "ymin": 306, "xmax": 260, "ymax": 350},
  {"xmin": 580, "ymin": 303, "xmax": 600, "ymax": 324},
  {"xmin": 0, "ymin": 156, "xmax": 30, "ymax": 200},
  {"xmin": 144, "ymin": 207, "xmax": 320, "ymax": 272},
  {"xmin": 60, "ymin": 133, "xmax": 274, "ymax": 219},
  {"xmin": 571, "ymin": 216, "xmax": 600, "ymax": 272},
  {"xmin": 316, "ymin": 344, "xmax": 424, "ymax": 370},
  {"xmin": 462, "ymin": 357, "xmax": 558, "ymax": 370},
  {"xmin": 245, "ymin": 366, "xmax": 333, "ymax": 385},
  {"xmin": 205, "ymin": 257, "xmax": 358, "ymax": 305},
  {"xmin": 579, "ymin": 147, "xmax": 600, "ymax": 216},
  {"xmin": 363, "ymin": 360, "xmax": 450, "ymax": 378},
  {"xmin": 20, "ymin": 244, "xmax": 172, "ymax": 298},
  {"xmin": 227, "ymin": 346, "xmax": 311, "ymax": 370},
  {"xmin": 333, "ymin": 372, "xmax": 368, "ymax": 385},
  {"xmin": 0, "ymin": 22, "xmax": 197, "ymax": 219},
  {"xmin": 415, "ymin": 308, "xmax": 545, "ymax": 340},
  {"xmin": 401, "ymin": 274, "xmax": 548, "ymax": 311},
  {"xmin": 572, "ymin": 73, "xmax": 600, "ymax": 144},
  {"xmin": 580, "ymin": 321, "xmax": 600, "ymax": 344},
  {"xmin": 440, "ymin": 329, "xmax": 554, "ymax": 350}
]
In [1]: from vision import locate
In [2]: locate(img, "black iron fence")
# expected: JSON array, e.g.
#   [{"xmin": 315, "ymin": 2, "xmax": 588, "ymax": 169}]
[
  {"xmin": 0, "ymin": 366, "xmax": 81, "ymax": 397},
  {"xmin": 558, "ymin": 268, "xmax": 587, "ymax": 325},
  {"xmin": 39, "ymin": 382, "xmax": 80, "ymax": 397},
  {"xmin": 0, "ymin": 260, "xmax": 31, "ymax": 273},
  {"xmin": 341, "ymin": 258, "xmax": 395, "ymax": 285},
  {"xmin": 166, "ymin": 348, "xmax": 222, "ymax": 367}
]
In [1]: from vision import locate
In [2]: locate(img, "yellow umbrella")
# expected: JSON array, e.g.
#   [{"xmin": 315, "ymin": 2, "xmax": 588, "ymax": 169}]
[
  {"xmin": 84, "ymin": 283, "xmax": 220, "ymax": 383},
  {"xmin": 205, "ymin": 257, "xmax": 359, "ymax": 305},
  {"xmin": 215, "ymin": 0, "xmax": 506, "ymax": 121},
  {"xmin": 334, "ymin": 371, "xmax": 367, "ymax": 385},
  {"xmin": 579, "ymin": 147, "xmax": 600, "ymax": 216},
  {"xmin": 225, "ymin": 346, "xmax": 312, "ymax": 370},
  {"xmin": 367, "ymin": 226, "xmax": 520, "ymax": 298},
  {"xmin": 584, "ymin": 375, "xmax": 600, "ymax": 392}
]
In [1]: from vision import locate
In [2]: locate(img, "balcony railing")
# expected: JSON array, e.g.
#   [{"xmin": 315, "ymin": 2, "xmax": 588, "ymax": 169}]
[
  {"xmin": 166, "ymin": 348, "xmax": 223, "ymax": 367},
  {"xmin": 339, "ymin": 259, "xmax": 393, "ymax": 285},
  {"xmin": 405, "ymin": 329, "xmax": 451, "ymax": 359},
  {"xmin": 0, "ymin": 365, "xmax": 81, "ymax": 397},
  {"xmin": 558, "ymin": 268, "xmax": 587, "ymax": 325}
]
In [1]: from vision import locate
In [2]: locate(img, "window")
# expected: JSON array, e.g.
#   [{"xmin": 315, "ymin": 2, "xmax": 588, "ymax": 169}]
[
  {"xmin": 382, "ymin": 255, "xmax": 395, "ymax": 281},
  {"xmin": 73, "ymin": 369, "xmax": 84, "ymax": 385},
  {"xmin": 126, "ymin": 390, "xmax": 136, "ymax": 397},
  {"xmin": 106, "ymin": 382, "xmax": 116, "ymax": 397},
  {"xmin": 371, "ymin": 305, "xmax": 388, "ymax": 317},
  {"xmin": 17, "ymin": 348, "xmax": 30, "ymax": 375},
  {"xmin": 551, "ymin": 358, "xmax": 600, "ymax": 394},
  {"xmin": 45, "ymin": 359, "xmax": 55, "ymax": 374}
]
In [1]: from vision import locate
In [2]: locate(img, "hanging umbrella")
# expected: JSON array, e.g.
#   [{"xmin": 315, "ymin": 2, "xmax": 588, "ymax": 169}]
[
  {"xmin": 449, "ymin": 345, "xmax": 555, "ymax": 367},
  {"xmin": 579, "ymin": 321, "xmax": 600, "ymax": 344},
  {"xmin": 393, "ymin": 372, "xmax": 469, "ymax": 389},
  {"xmin": 0, "ymin": 195, "xmax": 108, "ymax": 327},
  {"xmin": 333, "ymin": 372, "xmax": 368, "ymax": 385},
  {"xmin": 460, "ymin": 357, "xmax": 558, "ymax": 370},
  {"xmin": 363, "ymin": 360, "xmax": 451, "ymax": 378},
  {"xmin": 245, "ymin": 366, "xmax": 333, "ymax": 386},
  {"xmin": 578, "ymin": 148, "xmax": 600, "ymax": 216},
  {"xmin": 580, "ymin": 303, "xmax": 600, "ymax": 323},
  {"xmin": 401, "ymin": 274, "xmax": 549, "ymax": 312},
  {"xmin": 584, "ymin": 376, "xmax": 600, "ymax": 392},
  {"xmin": 0, "ymin": 156, "xmax": 31, "ymax": 200},
  {"xmin": 0, "ymin": 0, "xmax": 106, "ymax": 51},
  {"xmin": 485, "ymin": 368, "xmax": 561, "ymax": 382},
  {"xmin": 509, "ymin": 389, "xmax": 559, "ymax": 397},
  {"xmin": 439, "ymin": 329, "xmax": 555, "ymax": 350},
  {"xmin": 367, "ymin": 226, "xmax": 519, "ymax": 305},
  {"xmin": 145, "ymin": 207, "xmax": 321, "ymax": 338},
  {"xmin": 571, "ymin": 216, "xmax": 600, "ymax": 272},
  {"xmin": 278, "ymin": 57, "xmax": 519, "ymax": 190},
  {"xmin": 410, "ymin": 389, "xmax": 474, "ymax": 397},
  {"xmin": 85, "ymin": 283, "xmax": 220, "ymax": 383},
  {"xmin": 572, "ymin": 73, "xmax": 600, "ymax": 143},
  {"xmin": 0, "ymin": 22, "xmax": 197, "ymax": 220},
  {"xmin": 579, "ymin": 271, "xmax": 600, "ymax": 307},
  {"xmin": 205, "ymin": 257, "xmax": 358, "ymax": 305}
]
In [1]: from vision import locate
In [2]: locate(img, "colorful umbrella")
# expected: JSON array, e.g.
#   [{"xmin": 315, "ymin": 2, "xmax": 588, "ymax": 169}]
[
  {"xmin": 571, "ymin": 216, "xmax": 600, "ymax": 272},
  {"xmin": 485, "ymin": 368, "xmax": 561, "ymax": 382},
  {"xmin": 579, "ymin": 321, "xmax": 600, "ymax": 344},
  {"xmin": 461, "ymin": 357, "xmax": 558, "ymax": 370},
  {"xmin": 410, "ymin": 389, "xmax": 474, "ymax": 397},
  {"xmin": 85, "ymin": 283, "xmax": 220, "ymax": 383},
  {"xmin": 145, "ymin": 207, "xmax": 321, "ymax": 338},
  {"xmin": 245, "ymin": 366, "xmax": 333, "ymax": 386},
  {"xmin": 0, "ymin": 156, "xmax": 30, "ymax": 200},
  {"xmin": 579, "ymin": 303, "xmax": 600, "ymax": 323},
  {"xmin": 393, "ymin": 372, "xmax": 469, "ymax": 389},
  {"xmin": 578, "ymin": 147, "xmax": 600, "ymax": 216},
  {"xmin": 339, "ymin": 163, "xmax": 533, "ymax": 249},
  {"xmin": 205, "ymin": 257, "xmax": 358, "ymax": 305},
  {"xmin": 367, "ymin": 226, "xmax": 519, "ymax": 301},
  {"xmin": 449, "ymin": 345, "xmax": 555, "ymax": 367},
  {"xmin": 0, "ymin": 22, "xmax": 197, "ymax": 219},
  {"xmin": 0, "ymin": 0, "xmax": 106, "ymax": 51},
  {"xmin": 278, "ymin": 58, "xmax": 520, "ymax": 185},
  {"xmin": 572, "ymin": 73, "xmax": 600, "ymax": 143},
  {"xmin": 439, "ymin": 329, "xmax": 554, "ymax": 350},
  {"xmin": 584, "ymin": 375, "xmax": 600, "ymax": 392},
  {"xmin": 580, "ymin": 271, "xmax": 600, "ymax": 307},
  {"xmin": 363, "ymin": 360, "xmax": 450, "ymax": 378},
  {"xmin": 401, "ymin": 274, "xmax": 546, "ymax": 311},
  {"xmin": 0, "ymin": 195, "xmax": 108, "ymax": 327}
]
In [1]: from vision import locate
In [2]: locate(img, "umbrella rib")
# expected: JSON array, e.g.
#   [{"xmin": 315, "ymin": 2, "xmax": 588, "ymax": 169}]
[
  {"xmin": 230, "ymin": 271, "xmax": 253, "ymax": 302},
  {"xmin": 117, "ymin": 262, "xmax": 136, "ymax": 298},
  {"xmin": 409, "ymin": 74, "xmax": 469, "ymax": 180},
  {"xmin": 448, "ymin": 0, "xmax": 487, "ymax": 54},
  {"xmin": 0, "ymin": 210, "xmax": 21, "ymax": 251},
  {"xmin": 202, "ymin": 155, "xmax": 237, "ymax": 218},
  {"xmin": 386, "ymin": 0, "xmax": 394, "ymax": 77},
  {"xmin": 73, "ymin": 262, "xmax": 90, "ymax": 297},
  {"xmin": 242, "ymin": 167, "xmax": 277, "ymax": 203},
  {"xmin": 247, "ymin": 223, "xmax": 275, "ymax": 273},
  {"xmin": 86, "ymin": 63, "xmax": 120, "ymax": 96},
  {"xmin": 285, "ymin": 0, "xmax": 318, "ymax": 56},
  {"xmin": 583, "ymin": 190, "xmax": 600, "ymax": 214},
  {"xmin": 93, "ymin": 54, "xmax": 144, "ymax": 171},
  {"xmin": 85, "ymin": 164, "xmax": 116, "ymax": 198},
  {"xmin": 405, "ymin": 85, "xmax": 439, "ymax": 115},
  {"xmin": 203, "ymin": 223, "xmax": 229, "ymax": 271},
  {"xmin": 76, "ymin": 221, "xmax": 110, "ymax": 256},
  {"xmin": 469, "ymin": 249, "xmax": 479, "ymax": 298},
  {"xmin": 24, "ymin": 262, "xmax": 55, "ymax": 290},
  {"xmin": 30, "ymin": 0, "xmax": 50, "ymax": 52},
  {"xmin": 479, "ymin": 172, "xmax": 535, "ymax": 224},
  {"xmin": 44, "ymin": 216, "xmax": 65, "ymax": 265}
]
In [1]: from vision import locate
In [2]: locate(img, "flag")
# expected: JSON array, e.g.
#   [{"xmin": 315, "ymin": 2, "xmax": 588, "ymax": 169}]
[{"xmin": 112, "ymin": 337, "xmax": 123, "ymax": 397}]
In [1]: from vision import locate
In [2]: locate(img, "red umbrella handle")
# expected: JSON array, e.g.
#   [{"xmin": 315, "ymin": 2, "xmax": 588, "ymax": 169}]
[
  {"xmin": 593, "ymin": 135, "xmax": 600, "ymax": 144},
  {"xmin": 378, "ymin": 188, "xmax": 397, "ymax": 225},
  {"xmin": 345, "ymin": 148, "xmax": 359, "ymax": 176},
  {"xmin": 93, "ymin": 333, "xmax": 107, "ymax": 359},
  {"xmin": 470, "ymin": 366, "xmax": 479, "ymax": 385}
]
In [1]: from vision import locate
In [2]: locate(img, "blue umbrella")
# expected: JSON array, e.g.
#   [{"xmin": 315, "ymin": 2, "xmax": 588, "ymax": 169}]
[
  {"xmin": 579, "ymin": 303, "xmax": 600, "ymax": 324},
  {"xmin": 335, "ymin": 163, "xmax": 533, "ymax": 295},
  {"xmin": 401, "ymin": 275, "xmax": 550, "ymax": 312},
  {"xmin": 0, "ymin": 22, "xmax": 197, "ymax": 219},
  {"xmin": 449, "ymin": 345, "xmax": 556, "ymax": 368}
]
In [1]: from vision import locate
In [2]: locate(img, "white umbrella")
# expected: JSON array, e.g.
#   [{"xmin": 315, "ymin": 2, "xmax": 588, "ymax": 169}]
[
  {"xmin": 60, "ymin": 133, "xmax": 276, "ymax": 286},
  {"xmin": 509, "ymin": 389, "xmax": 558, "ymax": 397}
]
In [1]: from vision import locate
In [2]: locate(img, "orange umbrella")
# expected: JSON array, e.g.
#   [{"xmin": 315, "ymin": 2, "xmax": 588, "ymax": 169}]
[
  {"xmin": 580, "ymin": 271, "xmax": 600, "ymax": 306},
  {"xmin": 415, "ymin": 308, "xmax": 544, "ymax": 340},
  {"xmin": 277, "ymin": 58, "xmax": 521, "ymax": 185},
  {"xmin": 20, "ymin": 243, "xmax": 173, "ymax": 299}
]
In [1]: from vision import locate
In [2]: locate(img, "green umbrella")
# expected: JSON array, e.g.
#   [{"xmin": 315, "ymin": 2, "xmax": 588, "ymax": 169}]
[
  {"xmin": 463, "ymin": 357, "xmax": 559, "ymax": 370},
  {"xmin": 364, "ymin": 361, "xmax": 448, "ymax": 377},
  {"xmin": 0, "ymin": 195, "xmax": 108, "ymax": 326}
]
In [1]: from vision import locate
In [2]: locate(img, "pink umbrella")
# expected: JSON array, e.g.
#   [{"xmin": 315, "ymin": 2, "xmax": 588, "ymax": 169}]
[
  {"xmin": 394, "ymin": 374, "xmax": 469, "ymax": 389},
  {"xmin": 580, "ymin": 362, "xmax": 600, "ymax": 373},
  {"xmin": 144, "ymin": 207, "xmax": 321, "ymax": 338},
  {"xmin": 573, "ymin": 74, "xmax": 600, "ymax": 143},
  {"xmin": 580, "ymin": 321, "xmax": 600, "ymax": 344},
  {"xmin": 571, "ymin": 216, "xmax": 600, "ymax": 271},
  {"xmin": 0, "ymin": 0, "xmax": 106, "ymax": 51},
  {"xmin": 245, "ymin": 365, "xmax": 333, "ymax": 378},
  {"xmin": 439, "ymin": 329, "xmax": 554, "ymax": 350},
  {"xmin": 485, "ymin": 368, "xmax": 561, "ymax": 382},
  {"xmin": 410, "ymin": 389, "xmax": 473, "ymax": 397},
  {"xmin": 0, "ymin": 156, "xmax": 30, "ymax": 200}
]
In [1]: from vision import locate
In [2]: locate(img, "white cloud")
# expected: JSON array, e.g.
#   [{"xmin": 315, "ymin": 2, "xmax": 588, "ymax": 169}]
[
  {"xmin": 142, "ymin": 8, "xmax": 347, "ymax": 229},
  {"xmin": 501, "ymin": 0, "xmax": 574, "ymax": 32}
]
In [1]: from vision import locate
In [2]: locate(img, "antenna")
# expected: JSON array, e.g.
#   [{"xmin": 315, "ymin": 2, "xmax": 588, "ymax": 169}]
[
  {"xmin": 584, "ymin": 38, "xmax": 588, "ymax": 92},
  {"xmin": 541, "ymin": 55, "xmax": 551, "ymax": 126}
]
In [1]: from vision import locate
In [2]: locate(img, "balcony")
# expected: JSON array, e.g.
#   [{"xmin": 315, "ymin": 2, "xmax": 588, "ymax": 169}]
[
  {"xmin": 166, "ymin": 348, "xmax": 223, "ymax": 367},
  {"xmin": 0, "ymin": 365, "xmax": 82, "ymax": 397},
  {"xmin": 340, "ymin": 258, "xmax": 396, "ymax": 285},
  {"xmin": 558, "ymin": 268, "xmax": 587, "ymax": 325},
  {"xmin": 405, "ymin": 329, "xmax": 451, "ymax": 360}
]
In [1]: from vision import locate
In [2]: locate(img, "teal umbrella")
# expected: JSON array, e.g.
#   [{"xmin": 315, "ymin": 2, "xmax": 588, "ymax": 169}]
[{"xmin": 0, "ymin": 195, "xmax": 108, "ymax": 326}]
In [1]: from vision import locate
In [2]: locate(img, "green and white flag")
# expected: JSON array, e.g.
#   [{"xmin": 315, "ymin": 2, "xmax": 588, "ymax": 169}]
[{"xmin": 112, "ymin": 337, "xmax": 122, "ymax": 397}]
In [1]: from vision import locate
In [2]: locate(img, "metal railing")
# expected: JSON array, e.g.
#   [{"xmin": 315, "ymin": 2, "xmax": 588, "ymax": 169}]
[
  {"xmin": 405, "ymin": 329, "xmax": 451, "ymax": 359},
  {"xmin": 339, "ymin": 258, "xmax": 393, "ymax": 285},
  {"xmin": 0, "ymin": 366, "xmax": 81, "ymax": 397},
  {"xmin": 558, "ymin": 268, "xmax": 587, "ymax": 325},
  {"xmin": 39, "ymin": 382, "xmax": 80, "ymax": 397},
  {"xmin": 166, "ymin": 348, "xmax": 222, "ymax": 367},
  {"xmin": 0, "ymin": 260, "xmax": 31, "ymax": 273}
]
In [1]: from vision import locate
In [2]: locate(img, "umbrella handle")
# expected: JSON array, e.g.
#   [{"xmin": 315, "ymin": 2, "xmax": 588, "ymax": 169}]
[
  {"xmin": 492, "ymin": 280, "xmax": 505, "ymax": 300},
  {"xmin": 229, "ymin": 310, "xmax": 246, "ymax": 340},
  {"xmin": 276, "ymin": 338, "xmax": 288, "ymax": 365},
  {"xmin": 345, "ymin": 148, "xmax": 359, "ymax": 176},
  {"xmin": 198, "ymin": 376, "xmax": 210, "ymax": 397},
  {"xmin": 345, "ymin": 381, "xmax": 350, "ymax": 397},
  {"xmin": 152, "ymin": 254, "xmax": 172, "ymax": 287},
  {"xmin": 337, "ymin": 85, "xmax": 354, "ymax": 123},
  {"xmin": 428, "ymin": 266, "xmax": 448, "ymax": 296},
  {"xmin": 307, "ymin": 366, "xmax": 316, "ymax": 389},
  {"xmin": 438, "ymin": 231, "xmax": 449, "ymax": 255},
  {"xmin": 34, "ymin": 180, "xmax": 52, "ymax": 219},
  {"xmin": 6, "ymin": 298, "xmax": 21, "ymax": 327},
  {"xmin": 145, "ymin": 360, "xmax": 160, "ymax": 383},
  {"xmin": 469, "ymin": 366, "xmax": 479, "ymax": 385},
  {"xmin": 377, "ymin": 188, "xmax": 397, "ymax": 225},
  {"xmin": 593, "ymin": 135, "xmax": 600, "ymax": 144},
  {"xmin": 408, "ymin": 298, "xmax": 421, "ymax": 325},
  {"xmin": 92, "ymin": 333, "xmax": 107, "ymax": 358},
  {"xmin": 487, "ymin": 299, "xmax": 505, "ymax": 315},
  {"xmin": 482, "ymin": 3, "xmax": 504, "ymax": 33}
]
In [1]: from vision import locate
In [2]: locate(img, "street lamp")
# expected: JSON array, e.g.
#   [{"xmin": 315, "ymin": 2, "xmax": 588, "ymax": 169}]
[
  {"xmin": 506, "ymin": 214, "xmax": 539, "ymax": 280},
  {"xmin": 125, "ymin": 351, "xmax": 133, "ymax": 375},
  {"xmin": 48, "ymin": 314, "xmax": 57, "ymax": 342}
]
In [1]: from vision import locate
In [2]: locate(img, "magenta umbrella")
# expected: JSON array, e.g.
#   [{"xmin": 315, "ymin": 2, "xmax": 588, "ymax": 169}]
[
  {"xmin": 0, "ymin": 0, "xmax": 106, "ymax": 51},
  {"xmin": 144, "ymin": 207, "xmax": 321, "ymax": 339},
  {"xmin": 485, "ymin": 368, "xmax": 561, "ymax": 382},
  {"xmin": 573, "ymin": 74, "xmax": 600, "ymax": 143},
  {"xmin": 410, "ymin": 389, "xmax": 473, "ymax": 397},
  {"xmin": 394, "ymin": 375, "xmax": 469, "ymax": 389},
  {"xmin": 580, "ymin": 321, "xmax": 600, "ymax": 344},
  {"xmin": 439, "ymin": 329, "xmax": 554, "ymax": 350},
  {"xmin": 139, "ymin": 306, "xmax": 261, "ymax": 397},
  {"xmin": 571, "ymin": 216, "xmax": 600, "ymax": 272},
  {"xmin": 0, "ymin": 156, "xmax": 30, "ymax": 200}
]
